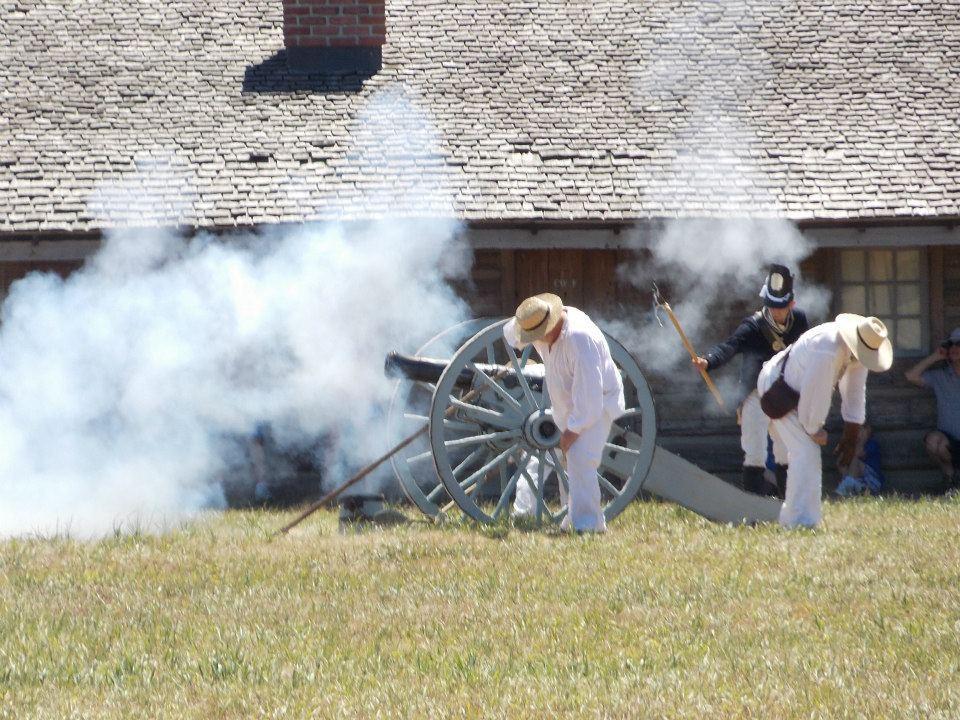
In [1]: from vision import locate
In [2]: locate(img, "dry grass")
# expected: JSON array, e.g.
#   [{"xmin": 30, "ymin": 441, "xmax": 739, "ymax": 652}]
[{"xmin": 2, "ymin": 497, "xmax": 959, "ymax": 719}]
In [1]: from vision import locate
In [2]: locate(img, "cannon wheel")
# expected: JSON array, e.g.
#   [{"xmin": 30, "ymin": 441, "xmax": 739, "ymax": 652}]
[
  {"xmin": 388, "ymin": 318, "xmax": 496, "ymax": 518},
  {"xmin": 428, "ymin": 319, "xmax": 657, "ymax": 525}
]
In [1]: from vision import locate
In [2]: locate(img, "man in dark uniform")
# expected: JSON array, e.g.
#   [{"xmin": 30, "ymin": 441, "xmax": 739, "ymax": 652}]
[{"xmin": 693, "ymin": 264, "xmax": 810, "ymax": 497}]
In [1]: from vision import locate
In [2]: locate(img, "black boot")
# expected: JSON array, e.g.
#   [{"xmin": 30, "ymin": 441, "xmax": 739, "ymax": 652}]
[
  {"xmin": 774, "ymin": 464, "xmax": 788, "ymax": 500},
  {"xmin": 742, "ymin": 466, "xmax": 765, "ymax": 495}
]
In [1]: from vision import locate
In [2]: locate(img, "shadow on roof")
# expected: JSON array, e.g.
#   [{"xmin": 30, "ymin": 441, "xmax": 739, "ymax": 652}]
[{"xmin": 242, "ymin": 51, "xmax": 374, "ymax": 94}]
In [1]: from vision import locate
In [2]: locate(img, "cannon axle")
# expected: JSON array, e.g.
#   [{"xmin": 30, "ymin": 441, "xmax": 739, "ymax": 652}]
[{"xmin": 522, "ymin": 409, "xmax": 561, "ymax": 450}]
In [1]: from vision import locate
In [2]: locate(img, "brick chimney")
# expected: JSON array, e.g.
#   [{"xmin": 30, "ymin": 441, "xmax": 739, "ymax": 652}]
[{"xmin": 283, "ymin": 0, "xmax": 385, "ymax": 74}]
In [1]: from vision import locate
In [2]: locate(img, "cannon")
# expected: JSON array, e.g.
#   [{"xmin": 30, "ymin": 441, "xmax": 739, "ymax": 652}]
[
  {"xmin": 385, "ymin": 318, "xmax": 782, "ymax": 527},
  {"xmin": 385, "ymin": 318, "xmax": 656, "ymax": 524},
  {"xmin": 385, "ymin": 352, "xmax": 545, "ymax": 393}
]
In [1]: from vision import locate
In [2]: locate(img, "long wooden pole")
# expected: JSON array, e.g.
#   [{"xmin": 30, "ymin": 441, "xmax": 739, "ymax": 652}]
[
  {"xmin": 274, "ymin": 428, "xmax": 426, "ymax": 536},
  {"xmin": 659, "ymin": 298, "xmax": 726, "ymax": 411},
  {"xmin": 274, "ymin": 365, "xmax": 511, "ymax": 536}
]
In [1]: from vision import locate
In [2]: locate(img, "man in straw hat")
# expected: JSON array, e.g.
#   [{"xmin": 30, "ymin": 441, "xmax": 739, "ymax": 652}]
[
  {"xmin": 905, "ymin": 327, "xmax": 960, "ymax": 490},
  {"xmin": 757, "ymin": 314, "xmax": 893, "ymax": 528},
  {"xmin": 693, "ymin": 263, "xmax": 809, "ymax": 499},
  {"xmin": 503, "ymin": 293, "xmax": 625, "ymax": 532}
]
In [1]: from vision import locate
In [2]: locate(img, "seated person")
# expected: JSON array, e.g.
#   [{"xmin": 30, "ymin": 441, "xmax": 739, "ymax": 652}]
[
  {"xmin": 905, "ymin": 328, "xmax": 960, "ymax": 489},
  {"xmin": 835, "ymin": 423, "xmax": 884, "ymax": 497}
]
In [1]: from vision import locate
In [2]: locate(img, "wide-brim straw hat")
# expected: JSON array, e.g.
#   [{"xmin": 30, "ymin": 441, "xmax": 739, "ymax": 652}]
[
  {"xmin": 515, "ymin": 293, "xmax": 564, "ymax": 343},
  {"xmin": 836, "ymin": 313, "xmax": 893, "ymax": 372}
]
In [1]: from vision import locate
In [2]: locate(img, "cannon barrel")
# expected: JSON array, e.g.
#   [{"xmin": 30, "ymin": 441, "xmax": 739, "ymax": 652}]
[{"xmin": 384, "ymin": 351, "xmax": 544, "ymax": 391}]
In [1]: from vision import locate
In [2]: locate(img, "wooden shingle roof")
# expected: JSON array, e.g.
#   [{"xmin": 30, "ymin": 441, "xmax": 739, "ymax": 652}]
[{"xmin": 2, "ymin": 0, "xmax": 960, "ymax": 232}]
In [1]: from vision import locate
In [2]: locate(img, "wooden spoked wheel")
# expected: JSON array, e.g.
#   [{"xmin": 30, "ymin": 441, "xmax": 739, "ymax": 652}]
[
  {"xmin": 387, "ymin": 319, "xmax": 495, "ymax": 518},
  {"xmin": 427, "ymin": 320, "xmax": 657, "ymax": 524}
]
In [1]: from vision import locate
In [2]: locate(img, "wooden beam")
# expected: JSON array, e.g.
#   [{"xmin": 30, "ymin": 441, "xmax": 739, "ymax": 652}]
[
  {"xmin": 548, "ymin": 249, "xmax": 584, "ymax": 308},
  {"xmin": 515, "ymin": 250, "xmax": 550, "ymax": 301},
  {"xmin": 467, "ymin": 224, "xmax": 960, "ymax": 250},
  {"xmin": 499, "ymin": 249, "xmax": 515, "ymax": 315},
  {"xmin": 929, "ymin": 247, "xmax": 945, "ymax": 345},
  {"xmin": 802, "ymin": 225, "xmax": 960, "ymax": 248},
  {"xmin": 0, "ymin": 240, "xmax": 101, "ymax": 261},
  {"xmin": 584, "ymin": 249, "xmax": 617, "ymax": 316}
]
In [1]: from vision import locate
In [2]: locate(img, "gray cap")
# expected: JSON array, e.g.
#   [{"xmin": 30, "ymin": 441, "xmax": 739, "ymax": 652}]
[{"xmin": 942, "ymin": 327, "xmax": 960, "ymax": 348}]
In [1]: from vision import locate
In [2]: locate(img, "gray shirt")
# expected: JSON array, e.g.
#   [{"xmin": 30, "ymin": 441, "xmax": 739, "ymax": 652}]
[{"xmin": 921, "ymin": 365, "xmax": 960, "ymax": 439}]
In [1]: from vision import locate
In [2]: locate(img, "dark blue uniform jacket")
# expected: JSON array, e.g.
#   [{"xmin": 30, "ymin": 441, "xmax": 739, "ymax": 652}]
[{"xmin": 705, "ymin": 309, "xmax": 810, "ymax": 399}]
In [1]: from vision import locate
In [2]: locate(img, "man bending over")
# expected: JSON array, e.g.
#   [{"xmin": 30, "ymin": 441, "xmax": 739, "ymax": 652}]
[{"xmin": 504, "ymin": 293, "xmax": 625, "ymax": 532}]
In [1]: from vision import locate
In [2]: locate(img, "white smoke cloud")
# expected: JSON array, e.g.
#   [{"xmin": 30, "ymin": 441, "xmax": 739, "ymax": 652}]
[
  {"xmin": 0, "ymin": 88, "xmax": 470, "ymax": 538},
  {"xmin": 606, "ymin": 1, "xmax": 831, "ymax": 391},
  {"xmin": 287, "ymin": 85, "xmax": 460, "ymax": 220},
  {"xmin": 607, "ymin": 218, "xmax": 830, "ymax": 372}
]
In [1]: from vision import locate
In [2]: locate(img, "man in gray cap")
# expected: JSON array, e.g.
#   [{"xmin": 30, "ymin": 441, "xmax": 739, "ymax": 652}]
[{"xmin": 905, "ymin": 327, "xmax": 960, "ymax": 489}]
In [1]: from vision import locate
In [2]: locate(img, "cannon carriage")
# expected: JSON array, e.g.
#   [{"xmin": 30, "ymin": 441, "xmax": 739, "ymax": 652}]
[
  {"xmin": 384, "ymin": 318, "xmax": 782, "ymax": 527},
  {"xmin": 277, "ymin": 317, "xmax": 781, "ymax": 535},
  {"xmin": 385, "ymin": 318, "xmax": 656, "ymax": 526}
]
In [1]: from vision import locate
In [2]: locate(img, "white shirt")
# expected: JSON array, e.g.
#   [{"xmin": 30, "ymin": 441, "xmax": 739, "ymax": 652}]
[
  {"xmin": 503, "ymin": 307, "xmax": 625, "ymax": 433},
  {"xmin": 768, "ymin": 321, "xmax": 868, "ymax": 435}
]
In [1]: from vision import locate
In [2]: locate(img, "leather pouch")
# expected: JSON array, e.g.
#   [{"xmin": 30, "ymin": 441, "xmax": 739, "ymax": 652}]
[{"xmin": 760, "ymin": 351, "xmax": 799, "ymax": 419}]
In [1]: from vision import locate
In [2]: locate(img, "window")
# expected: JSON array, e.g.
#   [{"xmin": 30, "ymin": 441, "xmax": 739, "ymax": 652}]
[{"xmin": 837, "ymin": 248, "xmax": 927, "ymax": 355}]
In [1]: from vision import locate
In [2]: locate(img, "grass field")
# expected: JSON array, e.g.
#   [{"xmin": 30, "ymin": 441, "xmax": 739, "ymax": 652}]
[{"xmin": 2, "ymin": 497, "xmax": 959, "ymax": 719}]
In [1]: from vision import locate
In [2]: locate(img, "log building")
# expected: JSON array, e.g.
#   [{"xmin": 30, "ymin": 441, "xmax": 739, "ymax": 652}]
[{"xmin": 2, "ymin": 0, "xmax": 959, "ymax": 490}]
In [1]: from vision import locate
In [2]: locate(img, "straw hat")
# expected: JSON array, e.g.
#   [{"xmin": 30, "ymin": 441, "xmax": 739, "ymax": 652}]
[
  {"xmin": 836, "ymin": 314, "xmax": 893, "ymax": 372},
  {"xmin": 514, "ymin": 293, "xmax": 564, "ymax": 343}
]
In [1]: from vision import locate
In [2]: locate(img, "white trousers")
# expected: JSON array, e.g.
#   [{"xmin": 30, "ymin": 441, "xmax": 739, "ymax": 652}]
[
  {"xmin": 740, "ymin": 390, "xmax": 787, "ymax": 468},
  {"xmin": 514, "ymin": 454, "xmax": 553, "ymax": 517},
  {"xmin": 514, "ymin": 416, "xmax": 611, "ymax": 532},
  {"xmin": 758, "ymin": 364, "xmax": 823, "ymax": 528}
]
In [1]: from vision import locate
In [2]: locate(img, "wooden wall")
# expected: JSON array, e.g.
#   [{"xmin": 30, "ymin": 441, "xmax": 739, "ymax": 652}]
[
  {"xmin": 461, "ymin": 245, "xmax": 959, "ymax": 492},
  {"xmin": 857, "ymin": 248, "xmax": 960, "ymax": 492},
  {"xmin": 464, "ymin": 248, "xmax": 639, "ymax": 319},
  {"xmin": 0, "ymin": 239, "xmax": 955, "ymax": 493},
  {"xmin": 944, "ymin": 247, "xmax": 960, "ymax": 333},
  {"xmin": 0, "ymin": 260, "xmax": 82, "ymax": 298}
]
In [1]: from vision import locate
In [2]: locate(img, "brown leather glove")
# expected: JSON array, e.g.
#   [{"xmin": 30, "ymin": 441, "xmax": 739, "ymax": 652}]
[{"xmin": 834, "ymin": 421, "xmax": 862, "ymax": 468}]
